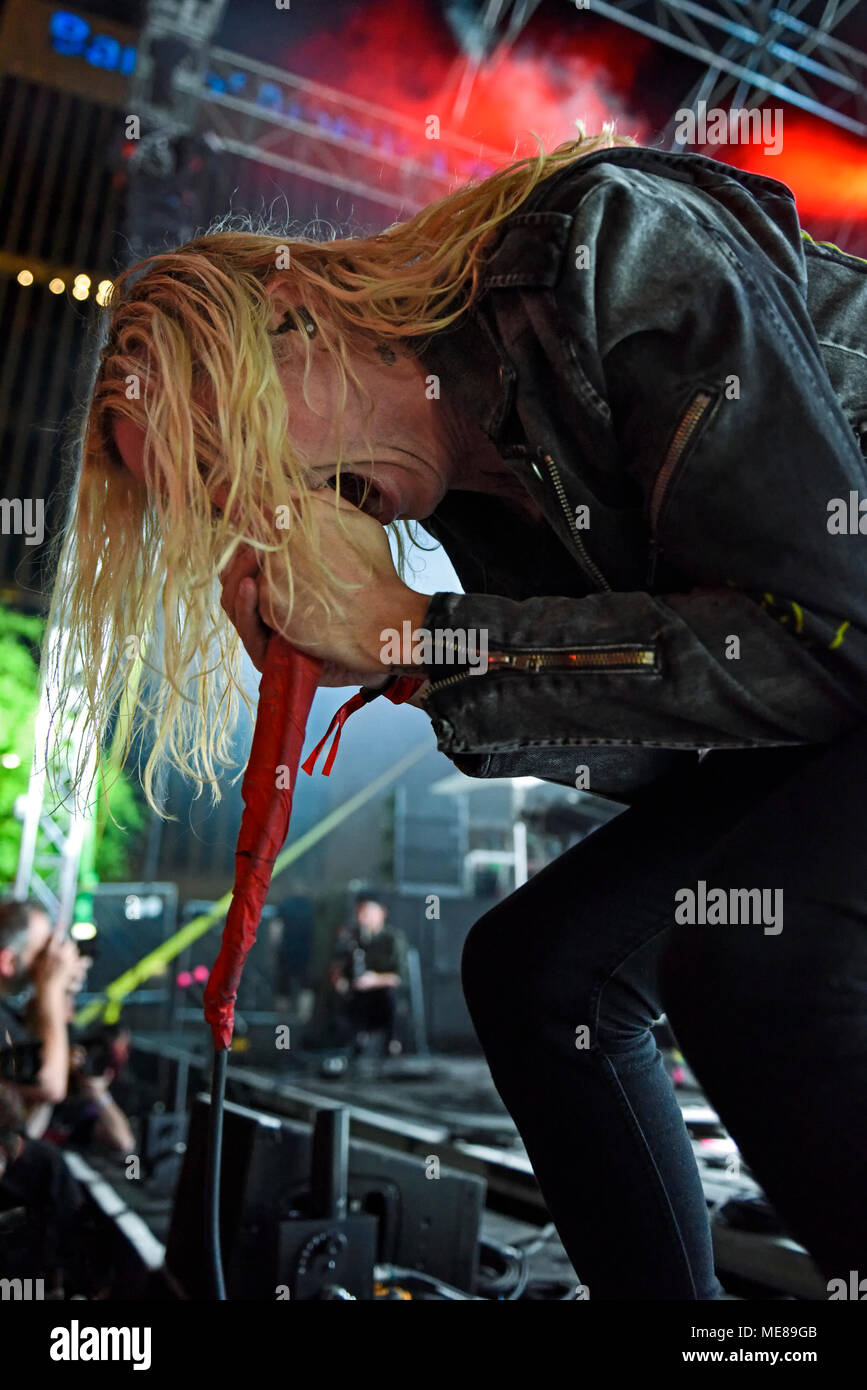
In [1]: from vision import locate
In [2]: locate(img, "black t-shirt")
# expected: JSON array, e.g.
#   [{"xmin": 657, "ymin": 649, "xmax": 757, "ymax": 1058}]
[
  {"xmin": 333, "ymin": 927, "xmax": 405, "ymax": 979},
  {"xmin": 0, "ymin": 997, "xmax": 42, "ymax": 1085},
  {"xmin": 0, "ymin": 1138, "xmax": 85, "ymax": 1279},
  {"xmin": 0, "ymin": 997, "xmax": 28, "ymax": 1046},
  {"xmin": 363, "ymin": 929, "xmax": 403, "ymax": 976},
  {"xmin": 0, "ymin": 1137, "xmax": 83, "ymax": 1215}
]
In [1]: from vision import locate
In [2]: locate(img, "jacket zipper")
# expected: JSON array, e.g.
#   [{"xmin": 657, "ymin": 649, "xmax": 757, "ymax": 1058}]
[
  {"xmin": 420, "ymin": 452, "xmax": 653, "ymax": 700},
  {"xmin": 419, "ymin": 646, "xmax": 656, "ymax": 699},
  {"xmin": 539, "ymin": 451, "xmax": 612, "ymax": 593},
  {"xmin": 647, "ymin": 389, "xmax": 717, "ymax": 586}
]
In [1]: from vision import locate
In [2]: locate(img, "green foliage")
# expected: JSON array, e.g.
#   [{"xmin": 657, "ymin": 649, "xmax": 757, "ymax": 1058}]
[
  {"xmin": 0, "ymin": 604, "xmax": 145, "ymax": 886},
  {"xmin": 0, "ymin": 606, "xmax": 42, "ymax": 881},
  {"xmin": 95, "ymin": 769, "xmax": 145, "ymax": 879}
]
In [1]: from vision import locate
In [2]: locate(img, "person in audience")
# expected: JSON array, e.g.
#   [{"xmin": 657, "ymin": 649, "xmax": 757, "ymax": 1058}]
[{"xmin": 0, "ymin": 899, "xmax": 85, "ymax": 1137}]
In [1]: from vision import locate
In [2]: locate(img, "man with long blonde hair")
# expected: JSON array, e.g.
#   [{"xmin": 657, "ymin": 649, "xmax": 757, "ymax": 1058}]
[{"xmin": 49, "ymin": 125, "xmax": 867, "ymax": 1298}]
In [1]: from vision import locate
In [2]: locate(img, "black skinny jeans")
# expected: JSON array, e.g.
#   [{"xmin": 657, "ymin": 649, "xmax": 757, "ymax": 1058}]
[{"xmin": 461, "ymin": 722, "xmax": 867, "ymax": 1300}]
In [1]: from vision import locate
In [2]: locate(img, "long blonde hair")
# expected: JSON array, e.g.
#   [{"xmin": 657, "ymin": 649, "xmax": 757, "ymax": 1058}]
[{"xmin": 47, "ymin": 124, "xmax": 638, "ymax": 813}]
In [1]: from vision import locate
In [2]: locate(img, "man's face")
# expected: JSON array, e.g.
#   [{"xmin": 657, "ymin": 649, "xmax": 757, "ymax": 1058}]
[
  {"xmin": 109, "ymin": 332, "xmax": 451, "ymax": 525},
  {"xmin": 356, "ymin": 900, "xmax": 386, "ymax": 934},
  {"xmin": 0, "ymin": 909, "xmax": 53, "ymax": 992}
]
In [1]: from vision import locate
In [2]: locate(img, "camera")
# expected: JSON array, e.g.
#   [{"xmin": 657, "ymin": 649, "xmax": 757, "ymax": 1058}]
[{"xmin": 0, "ymin": 1040, "xmax": 43, "ymax": 1086}]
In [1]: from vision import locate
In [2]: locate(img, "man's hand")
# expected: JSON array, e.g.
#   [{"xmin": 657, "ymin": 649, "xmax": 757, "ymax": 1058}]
[
  {"xmin": 79, "ymin": 1072, "xmax": 113, "ymax": 1102},
  {"xmin": 218, "ymin": 490, "xmax": 430, "ymax": 685},
  {"xmin": 66, "ymin": 952, "xmax": 91, "ymax": 996},
  {"xmin": 31, "ymin": 938, "xmax": 82, "ymax": 997},
  {"xmin": 353, "ymin": 970, "xmax": 398, "ymax": 992}
]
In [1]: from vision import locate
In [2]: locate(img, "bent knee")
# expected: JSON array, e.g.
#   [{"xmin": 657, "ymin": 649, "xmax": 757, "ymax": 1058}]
[
  {"xmin": 460, "ymin": 904, "xmax": 508, "ymax": 1004},
  {"xmin": 460, "ymin": 900, "xmax": 553, "ymax": 1017}
]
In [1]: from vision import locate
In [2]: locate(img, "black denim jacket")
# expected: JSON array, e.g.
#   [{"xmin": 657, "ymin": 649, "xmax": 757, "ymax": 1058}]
[{"xmin": 411, "ymin": 146, "xmax": 867, "ymax": 800}]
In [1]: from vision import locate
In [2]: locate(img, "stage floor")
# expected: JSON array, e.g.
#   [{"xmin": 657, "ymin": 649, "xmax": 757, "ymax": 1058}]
[{"xmin": 117, "ymin": 1033, "xmax": 827, "ymax": 1299}]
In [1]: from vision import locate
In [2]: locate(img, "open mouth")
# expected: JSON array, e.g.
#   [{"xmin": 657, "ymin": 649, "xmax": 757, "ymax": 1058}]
[{"xmin": 325, "ymin": 471, "xmax": 398, "ymax": 523}]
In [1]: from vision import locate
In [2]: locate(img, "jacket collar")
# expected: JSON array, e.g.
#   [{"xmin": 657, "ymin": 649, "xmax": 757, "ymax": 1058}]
[
  {"xmin": 414, "ymin": 208, "xmax": 573, "ymax": 445},
  {"xmin": 414, "ymin": 301, "xmax": 516, "ymax": 444}
]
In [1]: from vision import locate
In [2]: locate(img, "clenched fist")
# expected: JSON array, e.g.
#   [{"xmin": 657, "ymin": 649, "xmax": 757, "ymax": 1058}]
[{"xmin": 218, "ymin": 489, "xmax": 430, "ymax": 685}]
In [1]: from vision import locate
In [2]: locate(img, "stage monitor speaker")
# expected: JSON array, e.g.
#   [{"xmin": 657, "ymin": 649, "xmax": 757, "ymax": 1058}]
[
  {"xmin": 87, "ymin": 883, "xmax": 178, "ymax": 1002},
  {"xmin": 166, "ymin": 1094, "xmax": 485, "ymax": 1298}
]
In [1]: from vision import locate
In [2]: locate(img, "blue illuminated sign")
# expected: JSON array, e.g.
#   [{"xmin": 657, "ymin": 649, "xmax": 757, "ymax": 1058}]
[
  {"xmin": 50, "ymin": 7, "xmax": 390, "ymax": 147},
  {"xmin": 50, "ymin": 10, "xmax": 137, "ymax": 74}
]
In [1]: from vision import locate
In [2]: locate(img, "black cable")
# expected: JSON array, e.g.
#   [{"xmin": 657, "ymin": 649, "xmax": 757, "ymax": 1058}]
[
  {"xmin": 512, "ymin": 1221, "xmax": 557, "ymax": 1256},
  {"xmin": 206, "ymin": 1046, "xmax": 228, "ymax": 1301},
  {"xmin": 476, "ymin": 1237, "xmax": 530, "ymax": 1300},
  {"xmin": 506, "ymin": 1252, "xmax": 530, "ymax": 1301}
]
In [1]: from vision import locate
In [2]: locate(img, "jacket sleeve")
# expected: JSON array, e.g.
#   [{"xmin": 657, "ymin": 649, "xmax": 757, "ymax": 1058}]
[
  {"xmin": 420, "ymin": 586, "xmax": 860, "ymax": 752},
  {"xmin": 420, "ymin": 167, "xmax": 867, "ymax": 754}
]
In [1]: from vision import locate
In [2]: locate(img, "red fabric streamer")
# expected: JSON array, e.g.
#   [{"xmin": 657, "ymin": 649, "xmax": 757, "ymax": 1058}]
[
  {"xmin": 202, "ymin": 640, "xmax": 424, "ymax": 1050},
  {"xmin": 301, "ymin": 674, "xmax": 425, "ymax": 776},
  {"xmin": 203, "ymin": 637, "xmax": 321, "ymax": 1050}
]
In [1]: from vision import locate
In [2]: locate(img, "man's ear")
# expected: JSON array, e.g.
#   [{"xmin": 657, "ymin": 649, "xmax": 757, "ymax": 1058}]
[
  {"xmin": 112, "ymin": 415, "xmax": 148, "ymax": 483},
  {"xmin": 0, "ymin": 946, "xmax": 15, "ymax": 979},
  {"xmin": 263, "ymin": 276, "xmax": 297, "ymax": 333}
]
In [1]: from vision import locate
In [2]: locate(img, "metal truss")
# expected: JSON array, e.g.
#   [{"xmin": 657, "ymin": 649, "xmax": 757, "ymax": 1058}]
[
  {"xmin": 441, "ymin": 0, "xmax": 546, "ymax": 121},
  {"xmin": 582, "ymin": 1, "xmax": 867, "ymax": 142},
  {"xmin": 443, "ymin": 0, "xmax": 546, "ymax": 59},
  {"xmin": 186, "ymin": 48, "xmax": 509, "ymax": 217},
  {"xmin": 192, "ymin": 2, "xmax": 865, "ymax": 218},
  {"xmin": 126, "ymin": 0, "xmax": 229, "ymax": 195},
  {"xmin": 14, "ymin": 630, "xmax": 98, "ymax": 931},
  {"xmin": 130, "ymin": 0, "xmax": 230, "ymax": 137}
]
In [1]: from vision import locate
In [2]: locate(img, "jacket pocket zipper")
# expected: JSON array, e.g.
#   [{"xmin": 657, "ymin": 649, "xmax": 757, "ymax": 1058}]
[
  {"xmin": 647, "ymin": 389, "xmax": 717, "ymax": 586},
  {"xmin": 540, "ymin": 451, "xmax": 612, "ymax": 593},
  {"xmin": 420, "ymin": 645, "xmax": 656, "ymax": 699}
]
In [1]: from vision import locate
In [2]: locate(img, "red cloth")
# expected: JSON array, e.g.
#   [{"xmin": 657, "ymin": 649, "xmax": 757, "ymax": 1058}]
[
  {"xmin": 203, "ymin": 638, "xmax": 321, "ymax": 1050},
  {"xmin": 301, "ymin": 675, "xmax": 425, "ymax": 776},
  {"xmin": 204, "ymin": 648, "xmax": 424, "ymax": 1050}
]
